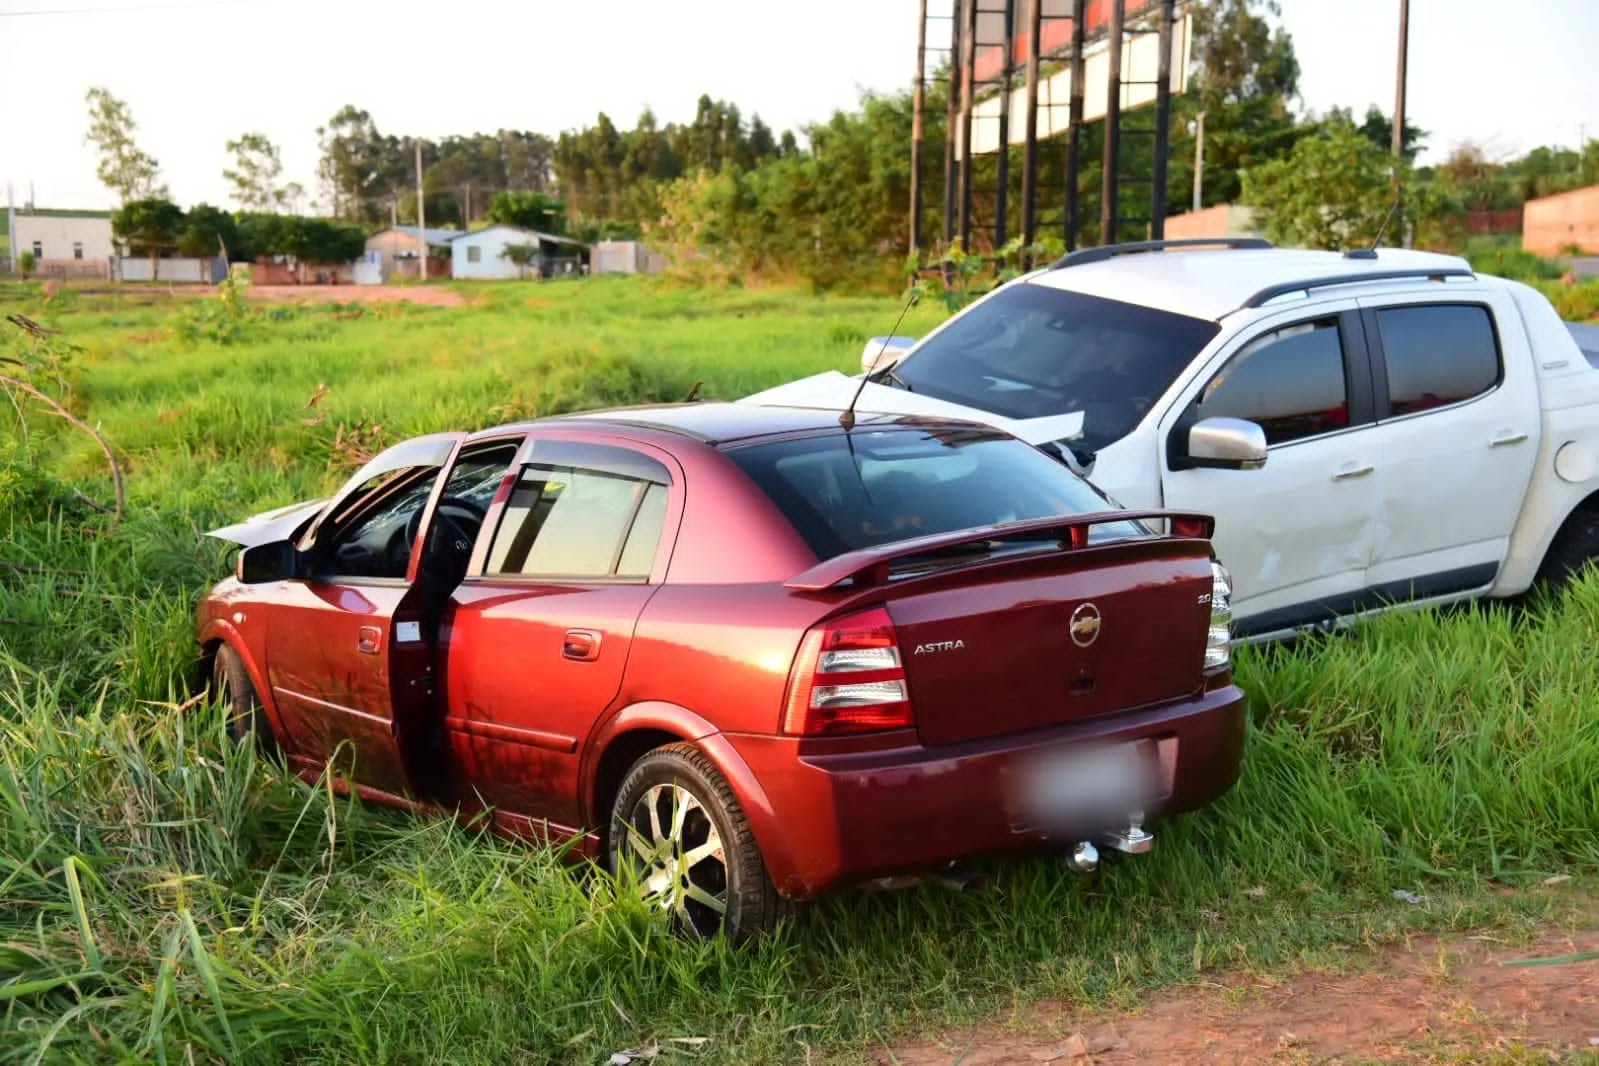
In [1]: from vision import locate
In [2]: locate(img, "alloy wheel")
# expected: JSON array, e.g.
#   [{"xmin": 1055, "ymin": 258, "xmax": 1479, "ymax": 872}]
[{"xmin": 621, "ymin": 782, "xmax": 729, "ymax": 937}]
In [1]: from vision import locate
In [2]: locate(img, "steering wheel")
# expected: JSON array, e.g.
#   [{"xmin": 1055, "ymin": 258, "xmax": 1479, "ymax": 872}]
[{"xmin": 409, "ymin": 496, "xmax": 489, "ymax": 572}]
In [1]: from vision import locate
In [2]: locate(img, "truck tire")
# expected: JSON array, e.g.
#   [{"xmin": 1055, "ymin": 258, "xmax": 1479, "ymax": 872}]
[
  {"xmin": 212, "ymin": 644, "xmax": 280, "ymax": 759},
  {"xmin": 1534, "ymin": 506, "xmax": 1599, "ymax": 594},
  {"xmin": 608, "ymin": 742, "xmax": 789, "ymax": 943}
]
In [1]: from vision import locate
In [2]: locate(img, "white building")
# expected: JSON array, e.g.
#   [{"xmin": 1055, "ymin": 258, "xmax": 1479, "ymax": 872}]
[
  {"xmin": 592, "ymin": 240, "xmax": 665, "ymax": 276},
  {"xmin": 451, "ymin": 224, "xmax": 588, "ymax": 279},
  {"xmin": 10, "ymin": 210, "xmax": 115, "ymax": 277}
]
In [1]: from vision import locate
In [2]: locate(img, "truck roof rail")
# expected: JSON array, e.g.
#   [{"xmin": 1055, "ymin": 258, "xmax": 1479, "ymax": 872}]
[
  {"xmin": 1050, "ymin": 237, "xmax": 1273, "ymax": 270},
  {"xmin": 1239, "ymin": 267, "xmax": 1476, "ymax": 309}
]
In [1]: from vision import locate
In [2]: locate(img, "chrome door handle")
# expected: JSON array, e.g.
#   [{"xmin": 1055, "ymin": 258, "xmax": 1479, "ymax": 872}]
[
  {"xmin": 562, "ymin": 628, "xmax": 602, "ymax": 662},
  {"xmin": 1489, "ymin": 431, "xmax": 1528, "ymax": 447},
  {"xmin": 1332, "ymin": 463, "xmax": 1374, "ymax": 481}
]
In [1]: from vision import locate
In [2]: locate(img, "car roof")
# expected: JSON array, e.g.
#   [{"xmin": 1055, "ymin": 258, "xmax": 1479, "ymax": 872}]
[
  {"xmin": 1025, "ymin": 246, "xmax": 1477, "ymax": 322},
  {"xmin": 476, "ymin": 401, "xmax": 992, "ymax": 448}
]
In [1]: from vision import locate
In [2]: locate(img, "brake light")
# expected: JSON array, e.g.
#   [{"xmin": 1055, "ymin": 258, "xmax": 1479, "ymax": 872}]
[{"xmin": 783, "ymin": 606, "xmax": 912, "ymax": 736}]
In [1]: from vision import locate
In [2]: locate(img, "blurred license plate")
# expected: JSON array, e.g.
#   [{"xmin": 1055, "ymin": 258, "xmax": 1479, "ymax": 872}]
[{"xmin": 1018, "ymin": 740, "xmax": 1156, "ymax": 826}]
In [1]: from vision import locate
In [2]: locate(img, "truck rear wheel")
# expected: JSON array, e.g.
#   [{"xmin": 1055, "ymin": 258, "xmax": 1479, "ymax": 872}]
[{"xmin": 1534, "ymin": 506, "xmax": 1599, "ymax": 594}]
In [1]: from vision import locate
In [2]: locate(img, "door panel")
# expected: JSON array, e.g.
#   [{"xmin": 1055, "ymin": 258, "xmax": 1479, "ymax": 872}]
[
  {"xmin": 1358, "ymin": 295, "xmax": 1539, "ymax": 591},
  {"xmin": 266, "ymin": 580, "xmax": 414, "ymax": 793},
  {"xmin": 1159, "ymin": 307, "xmax": 1381, "ymax": 630},
  {"xmin": 440, "ymin": 583, "xmax": 658, "ymax": 828}
]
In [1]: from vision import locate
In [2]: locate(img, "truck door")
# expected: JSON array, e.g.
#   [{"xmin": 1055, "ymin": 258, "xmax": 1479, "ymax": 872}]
[
  {"xmin": 1159, "ymin": 305, "xmax": 1383, "ymax": 635},
  {"xmin": 1356, "ymin": 292, "xmax": 1540, "ymax": 596}
]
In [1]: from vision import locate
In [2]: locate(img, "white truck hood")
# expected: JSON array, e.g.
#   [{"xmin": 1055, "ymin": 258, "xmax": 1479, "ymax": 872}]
[{"xmin": 740, "ymin": 371, "xmax": 1084, "ymax": 447}]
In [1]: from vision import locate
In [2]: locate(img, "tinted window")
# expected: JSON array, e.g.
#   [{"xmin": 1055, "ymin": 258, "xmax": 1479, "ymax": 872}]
[
  {"xmin": 486, "ymin": 466, "xmax": 666, "ymax": 579},
  {"xmin": 889, "ymin": 283, "xmax": 1220, "ymax": 454},
  {"xmin": 727, "ymin": 428, "xmax": 1145, "ymax": 560},
  {"xmin": 1377, "ymin": 305, "xmax": 1499, "ymax": 416},
  {"xmin": 1196, "ymin": 318, "xmax": 1349, "ymax": 446}
]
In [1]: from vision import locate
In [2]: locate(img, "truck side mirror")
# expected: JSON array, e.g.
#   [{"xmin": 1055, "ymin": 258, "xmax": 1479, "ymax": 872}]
[
  {"xmin": 860, "ymin": 335, "xmax": 917, "ymax": 375},
  {"xmin": 1179, "ymin": 417, "xmax": 1268, "ymax": 471},
  {"xmin": 237, "ymin": 540, "xmax": 305, "ymax": 584}
]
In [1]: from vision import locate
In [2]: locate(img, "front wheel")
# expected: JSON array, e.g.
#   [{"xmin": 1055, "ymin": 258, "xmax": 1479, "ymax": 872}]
[
  {"xmin": 607, "ymin": 743, "xmax": 788, "ymax": 942},
  {"xmin": 211, "ymin": 644, "xmax": 280, "ymax": 759}
]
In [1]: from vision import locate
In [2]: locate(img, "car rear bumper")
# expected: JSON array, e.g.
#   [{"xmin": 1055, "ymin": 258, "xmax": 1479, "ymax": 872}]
[{"xmin": 722, "ymin": 683, "xmax": 1247, "ymax": 899}]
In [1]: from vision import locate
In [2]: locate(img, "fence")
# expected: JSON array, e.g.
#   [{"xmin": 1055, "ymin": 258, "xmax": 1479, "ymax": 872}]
[{"xmin": 113, "ymin": 256, "xmax": 226, "ymax": 283}]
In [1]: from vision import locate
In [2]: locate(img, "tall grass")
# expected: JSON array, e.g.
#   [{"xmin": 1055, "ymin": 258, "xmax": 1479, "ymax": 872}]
[{"xmin": 1, "ymin": 278, "xmax": 1594, "ymax": 1063}]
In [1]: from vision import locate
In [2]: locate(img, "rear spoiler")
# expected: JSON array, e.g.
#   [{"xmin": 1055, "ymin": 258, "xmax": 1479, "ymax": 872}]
[{"xmin": 785, "ymin": 510, "xmax": 1216, "ymax": 591}]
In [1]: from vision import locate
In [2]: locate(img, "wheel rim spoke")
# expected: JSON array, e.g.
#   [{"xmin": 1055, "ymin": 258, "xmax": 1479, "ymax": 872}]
[
  {"xmin": 621, "ymin": 780, "xmax": 730, "ymax": 935},
  {"xmin": 681, "ymin": 880, "xmax": 726, "ymax": 916}
]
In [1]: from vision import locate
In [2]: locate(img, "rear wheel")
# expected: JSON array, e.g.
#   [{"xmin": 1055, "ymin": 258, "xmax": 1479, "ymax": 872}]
[
  {"xmin": 1534, "ymin": 507, "xmax": 1599, "ymax": 595},
  {"xmin": 607, "ymin": 743, "xmax": 787, "ymax": 943},
  {"xmin": 211, "ymin": 644, "xmax": 280, "ymax": 759}
]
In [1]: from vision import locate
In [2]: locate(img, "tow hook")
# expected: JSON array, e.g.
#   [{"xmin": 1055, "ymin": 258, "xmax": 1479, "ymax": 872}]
[
  {"xmin": 1065, "ymin": 840, "xmax": 1100, "ymax": 874},
  {"xmin": 1101, "ymin": 811, "xmax": 1155, "ymax": 855}
]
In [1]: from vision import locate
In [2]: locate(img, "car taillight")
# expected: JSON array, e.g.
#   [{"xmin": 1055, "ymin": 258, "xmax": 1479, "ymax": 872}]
[
  {"xmin": 783, "ymin": 606, "xmax": 912, "ymax": 736},
  {"xmin": 1204, "ymin": 561, "xmax": 1233, "ymax": 671}
]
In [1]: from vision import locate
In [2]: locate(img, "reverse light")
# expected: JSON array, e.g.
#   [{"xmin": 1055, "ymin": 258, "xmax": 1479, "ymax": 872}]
[
  {"xmin": 784, "ymin": 606, "xmax": 913, "ymax": 736},
  {"xmin": 1204, "ymin": 561, "xmax": 1233, "ymax": 671}
]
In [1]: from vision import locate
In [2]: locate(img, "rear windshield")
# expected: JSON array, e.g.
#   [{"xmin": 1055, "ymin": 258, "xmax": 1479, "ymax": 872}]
[
  {"xmin": 727, "ymin": 427, "xmax": 1147, "ymax": 560},
  {"xmin": 885, "ymin": 282, "xmax": 1220, "ymax": 455}
]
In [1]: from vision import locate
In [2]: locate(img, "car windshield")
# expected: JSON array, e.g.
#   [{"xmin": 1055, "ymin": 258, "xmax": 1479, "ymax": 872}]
[
  {"xmin": 886, "ymin": 282, "xmax": 1220, "ymax": 454},
  {"xmin": 727, "ymin": 427, "xmax": 1147, "ymax": 561}
]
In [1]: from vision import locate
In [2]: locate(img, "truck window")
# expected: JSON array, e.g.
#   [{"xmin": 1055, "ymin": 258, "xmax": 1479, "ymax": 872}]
[
  {"xmin": 1375, "ymin": 304, "xmax": 1500, "ymax": 416},
  {"xmin": 1194, "ymin": 318, "xmax": 1350, "ymax": 446}
]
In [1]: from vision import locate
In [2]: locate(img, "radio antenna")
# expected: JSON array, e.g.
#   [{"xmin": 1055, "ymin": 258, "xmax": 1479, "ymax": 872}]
[{"xmin": 841, "ymin": 289, "xmax": 919, "ymax": 431}]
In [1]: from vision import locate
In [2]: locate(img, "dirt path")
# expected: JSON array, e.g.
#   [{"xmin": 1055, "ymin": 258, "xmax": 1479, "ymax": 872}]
[
  {"xmin": 882, "ymin": 928, "xmax": 1598, "ymax": 1064},
  {"xmin": 245, "ymin": 284, "xmax": 466, "ymax": 306}
]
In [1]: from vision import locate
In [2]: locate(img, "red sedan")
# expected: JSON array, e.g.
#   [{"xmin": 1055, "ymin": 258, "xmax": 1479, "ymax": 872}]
[{"xmin": 199, "ymin": 403, "xmax": 1245, "ymax": 941}]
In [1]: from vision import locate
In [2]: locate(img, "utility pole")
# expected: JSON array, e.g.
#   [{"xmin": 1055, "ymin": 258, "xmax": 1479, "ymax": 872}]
[
  {"xmin": 415, "ymin": 139, "xmax": 428, "ymax": 281},
  {"xmin": 1392, "ymin": 0, "xmax": 1410, "ymax": 246},
  {"xmin": 910, "ymin": 0, "xmax": 928, "ymax": 256},
  {"xmin": 1192, "ymin": 111, "xmax": 1205, "ymax": 212}
]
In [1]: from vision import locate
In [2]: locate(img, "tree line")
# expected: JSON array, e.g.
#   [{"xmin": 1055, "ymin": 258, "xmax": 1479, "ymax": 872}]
[{"xmin": 81, "ymin": 0, "xmax": 1599, "ymax": 285}]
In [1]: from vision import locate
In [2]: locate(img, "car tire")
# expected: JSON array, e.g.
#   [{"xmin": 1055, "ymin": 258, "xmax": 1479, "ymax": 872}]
[
  {"xmin": 1534, "ymin": 506, "xmax": 1599, "ymax": 595},
  {"xmin": 608, "ymin": 742, "xmax": 788, "ymax": 943},
  {"xmin": 212, "ymin": 644, "xmax": 280, "ymax": 759}
]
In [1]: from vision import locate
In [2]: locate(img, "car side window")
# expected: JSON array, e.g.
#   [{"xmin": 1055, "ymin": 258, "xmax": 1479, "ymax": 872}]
[
  {"xmin": 1194, "ymin": 317, "xmax": 1350, "ymax": 446},
  {"xmin": 1375, "ymin": 304, "xmax": 1500, "ymax": 416},
  {"xmin": 318, "ymin": 468, "xmax": 441, "ymax": 579},
  {"xmin": 486, "ymin": 463, "xmax": 669, "ymax": 580}
]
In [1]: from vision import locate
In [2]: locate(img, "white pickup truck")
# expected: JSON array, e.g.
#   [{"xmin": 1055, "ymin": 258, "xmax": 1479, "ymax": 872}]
[{"xmin": 744, "ymin": 240, "xmax": 1599, "ymax": 639}]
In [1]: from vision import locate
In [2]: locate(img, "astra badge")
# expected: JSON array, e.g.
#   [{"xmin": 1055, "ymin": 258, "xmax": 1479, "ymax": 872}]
[
  {"xmin": 914, "ymin": 640, "xmax": 965, "ymax": 655},
  {"xmin": 1069, "ymin": 603, "xmax": 1102, "ymax": 647}
]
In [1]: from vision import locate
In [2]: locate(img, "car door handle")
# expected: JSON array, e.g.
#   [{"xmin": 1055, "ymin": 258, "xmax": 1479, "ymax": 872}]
[
  {"xmin": 357, "ymin": 625, "xmax": 382, "ymax": 655},
  {"xmin": 1489, "ymin": 431, "xmax": 1528, "ymax": 448},
  {"xmin": 1332, "ymin": 463, "xmax": 1374, "ymax": 481},
  {"xmin": 562, "ymin": 628, "xmax": 602, "ymax": 662}
]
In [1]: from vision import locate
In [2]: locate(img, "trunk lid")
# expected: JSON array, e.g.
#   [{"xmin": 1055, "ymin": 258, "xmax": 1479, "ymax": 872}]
[{"xmin": 881, "ymin": 541, "xmax": 1214, "ymax": 747}]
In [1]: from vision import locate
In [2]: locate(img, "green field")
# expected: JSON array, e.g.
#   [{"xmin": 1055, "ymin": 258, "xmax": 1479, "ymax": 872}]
[{"xmin": 1, "ymin": 277, "xmax": 1595, "ymax": 1064}]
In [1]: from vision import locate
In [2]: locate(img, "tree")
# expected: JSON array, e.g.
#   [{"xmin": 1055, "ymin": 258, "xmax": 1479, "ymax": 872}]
[
  {"xmin": 500, "ymin": 242, "xmax": 541, "ymax": 277},
  {"xmin": 18, "ymin": 250, "xmax": 36, "ymax": 280},
  {"xmin": 84, "ymin": 87, "xmax": 164, "ymax": 204},
  {"xmin": 1242, "ymin": 120, "xmax": 1452, "ymax": 249},
  {"xmin": 485, "ymin": 190, "xmax": 566, "ymax": 234},
  {"xmin": 316, "ymin": 106, "xmax": 404, "ymax": 223},
  {"xmin": 1343, "ymin": 105, "xmax": 1427, "ymax": 162},
  {"xmin": 112, "ymin": 198, "xmax": 185, "ymax": 279},
  {"xmin": 224, "ymin": 132, "xmax": 287, "ymax": 211},
  {"xmin": 177, "ymin": 203, "xmax": 237, "ymax": 259}
]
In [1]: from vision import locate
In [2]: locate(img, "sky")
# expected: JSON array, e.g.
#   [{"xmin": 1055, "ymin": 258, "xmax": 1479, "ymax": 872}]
[{"xmin": 1, "ymin": 0, "xmax": 1596, "ymax": 213}]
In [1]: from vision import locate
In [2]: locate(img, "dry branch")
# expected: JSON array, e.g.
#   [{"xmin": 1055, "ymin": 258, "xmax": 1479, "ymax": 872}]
[{"xmin": 0, "ymin": 373, "xmax": 125, "ymax": 524}]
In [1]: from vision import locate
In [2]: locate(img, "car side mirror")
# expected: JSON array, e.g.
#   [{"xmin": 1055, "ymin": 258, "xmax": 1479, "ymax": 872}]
[
  {"xmin": 860, "ymin": 335, "xmax": 917, "ymax": 375},
  {"xmin": 237, "ymin": 539, "xmax": 305, "ymax": 584},
  {"xmin": 1182, "ymin": 417, "xmax": 1268, "ymax": 471}
]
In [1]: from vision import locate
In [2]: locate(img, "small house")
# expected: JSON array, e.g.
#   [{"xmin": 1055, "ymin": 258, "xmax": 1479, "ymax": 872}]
[
  {"xmin": 364, "ymin": 225, "xmax": 461, "ymax": 281},
  {"xmin": 10, "ymin": 209, "xmax": 115, "ymax": 278},
  {"xmin": 451, "ymin": 224, "xmax": 590, "ymax": 279}
]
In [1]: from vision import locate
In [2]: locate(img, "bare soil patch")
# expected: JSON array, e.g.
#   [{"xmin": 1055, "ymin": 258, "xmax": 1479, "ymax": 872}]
[
  {"xmin": 245, "ymin": 284, "xmax": 466, "ymax": 307},
  {"xmin": 882, "ymin": 928, "xmax": 1599, "ymax": 1064}
]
